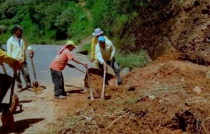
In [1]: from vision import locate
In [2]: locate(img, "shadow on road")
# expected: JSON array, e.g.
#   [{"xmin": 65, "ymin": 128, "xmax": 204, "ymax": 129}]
[
  {"xmin": 65, "ymin": 84, "xmax": 81, "ymax": 88},
  {"xmin": 19, "ymin": 100, "xmax": 32, "ymax": 103},
  {"xmin": 0, "ymin": 118, "xmax": 44, "ymax": 133},
  {"xmin": 66, "ymin": 88, "xmax": 84, "ymax": 94}
]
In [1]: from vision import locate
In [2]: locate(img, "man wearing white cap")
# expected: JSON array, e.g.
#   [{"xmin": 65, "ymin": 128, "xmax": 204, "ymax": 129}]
[
  {"xmin": 95, "ymin": 36, "xmax": 122, "ymax": 85},
  {"xmin": 91, "ymin": 28, "xmax": 109, "ymax": 68}
]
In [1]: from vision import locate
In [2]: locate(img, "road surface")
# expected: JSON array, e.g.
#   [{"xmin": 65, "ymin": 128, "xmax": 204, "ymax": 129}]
[{"xmin": 0, "ymin": 44, "xmax": 94, "ymax": 133}]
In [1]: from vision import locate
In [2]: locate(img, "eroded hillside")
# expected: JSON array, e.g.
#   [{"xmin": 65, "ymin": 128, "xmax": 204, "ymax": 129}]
[{"xmin": 122, "ymin": 0, "xmax": 210, "ymax": 65}]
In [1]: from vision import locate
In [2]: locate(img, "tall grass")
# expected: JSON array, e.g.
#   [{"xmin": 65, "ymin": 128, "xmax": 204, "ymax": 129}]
[
  {"xmin": 115, "ymin": 50, "xmax": 152, "ymax": 70},
  {"xmin": 81, "ymin": 43, "xmax": 151, "ymax": 70}
]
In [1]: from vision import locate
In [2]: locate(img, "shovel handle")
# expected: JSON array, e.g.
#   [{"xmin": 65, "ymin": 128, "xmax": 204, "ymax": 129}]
[
  {"xmin": 1, "ymin": 63, "xmax": 16, "ymax": 106},
  {"xmin": 9, "ymin": 69, "xmax": 17, "ymax": 106},
  {"xmin": 101, "ymin": 67, "xmax": 106, "ymax": 99},
  {"xmin": 30, "ymin": 58, "xmax": 37, "ymax": 81},
  {"xmin": 1, "ymin": 63, "xmax": 7, "ymax": 74},
  {"xmin": 67, "ymin": 64, "xmax": 85, "ymax": 73},
  {"xmin": 86, "ymin": 68, "xmax": 94, "ymax": 100}
]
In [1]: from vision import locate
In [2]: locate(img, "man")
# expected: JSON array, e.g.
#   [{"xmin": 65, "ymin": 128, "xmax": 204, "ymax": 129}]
[
  {"xmin": 0, "ymin": 49, "xmax": 20, "ymax": 103},
  {"xmin": 50, "ymin": 40, "xmax": 87, "ymax": 99},
  {"xmin": 7, "ymin": 24, "xmax": 34, "ymax": 92},
  {"xmin": 91, "ymin": 28, "xmax": 109, "ymax": 68},
  {"xmin": 95, "ymin": 36, "xmax": 122, "ymax": 85}
]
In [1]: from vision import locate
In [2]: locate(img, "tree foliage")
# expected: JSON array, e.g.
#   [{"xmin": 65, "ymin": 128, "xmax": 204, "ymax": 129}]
[
  {"xmin": 0, "ymin": 0, "xmax": 88, "ymax": 44},
  {"xmin": 0, "ymin": 0, "xmax": 178, "ymax": 61}
]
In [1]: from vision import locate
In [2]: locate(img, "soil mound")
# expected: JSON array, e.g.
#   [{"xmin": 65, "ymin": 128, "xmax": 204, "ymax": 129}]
[{"xmin": 53, "ymin": 51, "xmax": 210, "ymax": 134}]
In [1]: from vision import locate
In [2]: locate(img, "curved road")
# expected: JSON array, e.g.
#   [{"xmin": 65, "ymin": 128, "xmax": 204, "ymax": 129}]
[
  {"xmin": 0, "ymin": 45, "xmax": 94, "ymax": 133},
  {"xmin": 1, "ymin": 44, "xmax": 94, "ymax": 85}
]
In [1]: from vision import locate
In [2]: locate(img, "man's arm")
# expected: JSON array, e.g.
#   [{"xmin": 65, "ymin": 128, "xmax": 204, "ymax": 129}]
[
  {"xmin": 109, "ymin": 40, "xmax": 115, "ymax": 60},
  {"xmin": 24, "ymin": 37, "xmax": 34, "ymax": 58},
  {"xmin": 0, "ymin": 49, "xmax": 20, "ymax": 69},
  {"xmin": 95, "ymin": 43, "xmax": 105, "ymax": 64},
  {"xmin": 91, "ymin": 37, "xmax": 96, "ymax": 61},
  {"xmin": 7, "ymin": 38, "xmax": 12, "ymax": 57},
  {"xmin": 72, "ymin": 58, "xmax": 87, "ymax": 68}
]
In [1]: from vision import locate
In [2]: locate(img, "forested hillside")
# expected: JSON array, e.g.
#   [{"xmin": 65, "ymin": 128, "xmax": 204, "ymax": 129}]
[
  {"xmin": 1, "ymin": 0, "xmax": 210, "ymax": 64},
  {"xmin": 0, "ymin": 0, "xmax": 89, "ymax": 44}
]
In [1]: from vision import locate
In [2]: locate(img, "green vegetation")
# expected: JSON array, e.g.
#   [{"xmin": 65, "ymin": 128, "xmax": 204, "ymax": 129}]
[
  {"xmin": 0, "ymin": 0, "xmax": 90, "ymax": 44},
  {"xmin": 0, "ymin": 0, "xmax": 147, "ymax": 46},
  {"xmin": 115, "ymin": 50, "xmax": 152, "ymax": 69},
  {"xmin": 0, "ymin": 0, "xmax": 175, "ymax": 68},
  {"xmin": 81, "ymin": 43, "xmax": 151, "ymax": 69}
]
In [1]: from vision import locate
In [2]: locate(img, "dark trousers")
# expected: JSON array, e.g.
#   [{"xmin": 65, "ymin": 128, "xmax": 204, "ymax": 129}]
[
  {"xmin": 16, "ymin": 62, "xmax": 31, "ymax": 88},
  {"xmin": 99, "ymin": 58, "xmax": 122, "ymax": 85},
  {"xmin": 0, "ymin": 73, "xmax": 12, "ymax": 103},
  {"xmin": 50, "ymin": 68, "xmax": 67, "ymax": 96}
]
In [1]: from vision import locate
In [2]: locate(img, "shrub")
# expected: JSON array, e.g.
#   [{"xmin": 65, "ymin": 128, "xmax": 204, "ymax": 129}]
[{"xmin": 115, "ymin": 50, "xmax": 152, "ymax": 70}]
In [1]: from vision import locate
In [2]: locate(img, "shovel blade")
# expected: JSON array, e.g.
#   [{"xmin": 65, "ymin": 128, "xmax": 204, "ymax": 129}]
[
  {"xmin": 32, "ymin": 81, "xmax": 43, "ymax": 95},
  {"xmin": 9, "ymin": 93, "xmax": 19, "ymax": 114},
  {"xmin": 1, "ymin": 109, "xmax": 15, "ymax": 131},
  {"xmin": 33, "ymin": 81, "xmax": 39, "ymax": 88},
  {"xmin": 33, "ymin": 86, "xmax": 43, "ymax": 95}
]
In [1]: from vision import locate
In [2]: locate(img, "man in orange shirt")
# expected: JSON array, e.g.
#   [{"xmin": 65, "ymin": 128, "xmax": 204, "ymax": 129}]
[{"xmin": 50, "ymin": 40, "xmax": 87, "ymax": 99}]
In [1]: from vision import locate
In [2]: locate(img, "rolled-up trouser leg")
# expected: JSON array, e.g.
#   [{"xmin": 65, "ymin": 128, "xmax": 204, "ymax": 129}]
[{"xmin": 0, "ymin": 73, "xmax": 12, "ymax": 103}]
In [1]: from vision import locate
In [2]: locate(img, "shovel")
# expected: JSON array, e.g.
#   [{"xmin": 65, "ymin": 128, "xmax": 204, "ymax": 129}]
[
  {"xmin": 1, "ymin": 63, "xmax": 19, "ymax": 113},
  {"xmin": 30, "ymin": 58, "xmax": 42, "ymax": 95},
  {"xmin": 86, "ymin": 68, "xmax": 94, "ymax": 100},
  {"xmin": 67, "ymin": 63, "xmax": 85, "ymax": 73},
  {"xmin": 1, "ymin": 62, "xmax": 7, "ymax": 74},
  {"xmin": 67, "ymin": 64, "xmax": 94, "ymax": 100},
  {"xmin": 101, "ymin": 67, "xmax": 106, "ymax": 99},
  {"xmin": 1, "ymin": 68, "xmax": 17, "ymax": 131}
]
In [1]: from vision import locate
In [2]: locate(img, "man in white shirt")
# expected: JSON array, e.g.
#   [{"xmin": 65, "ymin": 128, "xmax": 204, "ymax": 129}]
[
  {"xmin": 7, "ymin": 25, "xmax": 34, "ymax": 92},
  {"xmin": 95, "ymin": 36, "xmax": 122, "ymax": 85}
]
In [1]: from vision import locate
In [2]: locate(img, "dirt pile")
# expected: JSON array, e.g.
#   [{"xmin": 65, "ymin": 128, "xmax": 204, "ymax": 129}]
[
  {"xmin": 83, "ymin": 68, "xmax": 117, "ymax": 98},
  {"xmin": 90, "ymin": 54, "xmax": 210, "ymax": 133},
  {"xmin": 50, "ymin": 51, "xmax": 210, "ymax": 134}
]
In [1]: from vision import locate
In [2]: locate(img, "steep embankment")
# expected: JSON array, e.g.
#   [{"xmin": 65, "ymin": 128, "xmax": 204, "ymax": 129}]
[{"xmin": 123, "ymin": 0, "xmax": 210, "ymax": 65}]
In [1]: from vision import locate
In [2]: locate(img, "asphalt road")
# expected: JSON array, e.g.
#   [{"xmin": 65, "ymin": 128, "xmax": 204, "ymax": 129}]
[
  {"xmin": 1, "ymin": 44, "xmax": 94, "ymax": 89},
  {"xmin": 0, "ymin": 44, "xmax": 94, "ymax": 133}
]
